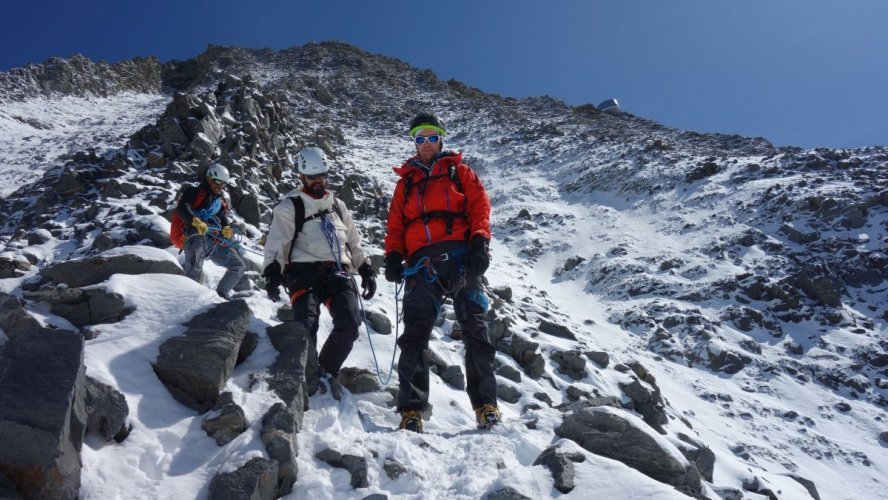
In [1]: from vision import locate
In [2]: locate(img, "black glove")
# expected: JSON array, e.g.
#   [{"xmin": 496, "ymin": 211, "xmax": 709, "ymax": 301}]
[
  {"xmin": 358, "ymin": 262, "xmax": 377, "ymax": 300},
  {"xmin": 263, "ymin": 262, "xmax": 284, "ymax": 302},
  {"xmin": 384, "ymin": 252, "xmax": 404, "ymax": 283},
  {"xmin": 465, "ymin": 236, "xmax": 490, "ymax": 276}
]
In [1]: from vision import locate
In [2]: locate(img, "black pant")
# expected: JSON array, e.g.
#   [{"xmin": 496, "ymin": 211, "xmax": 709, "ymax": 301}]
[
  {"xmin": 287, "ymin": 262, "xmax": 361, "ymax": 377},
  {"xmin": 397, "ymin": 242, "xmax": 498, "ymax": 412}
]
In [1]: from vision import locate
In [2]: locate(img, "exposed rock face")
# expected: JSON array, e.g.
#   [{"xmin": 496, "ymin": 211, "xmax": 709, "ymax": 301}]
[
  {"xmin": 201, "ymin": 392, "xmax": 247, "ymax": 446},
  {"xmin": 0, "ymin": 54, "xmax": 163, "ymax": 102},
  {"xmin": 533, "ymin": 446, "xmax": 586, "ymax": 493},
  {"xmin": 0, "ymin": 330, "xmax": 87, "ymax": 500},
  {"xmin": 315, "ymin": 448, "xmax": 369, "ymax": 489},
  {"xmin": 264, "ymin": 322, "xmax": 311, "ymax": 422},
  {"xmin": 260, "ymin": 403, "xmax": 298, "ymax": 497},
  {"xmin": 39, "ymin": 246, "xmax": 183, "ymax": 288},
  {"xmin": 556, "ymin": 406, "xmax": 703, "ymax": 496},
  {"xmin": 208, "ymin": 457, "xmax": 278, "ymax": 500},
  {"xmin": 153, "ymin": 300, "xmax": 252, "ymax": 412},
  {"xmin": 83, "ymin": 376, "xmax": 130, "ymax": 442},
  {"xmin": 0, "ymin": 292, "xmax": 42, "ymax": 340},
  {"xmin": 24, "ymin": 285, "xmax": 132, "ymax": 327}
]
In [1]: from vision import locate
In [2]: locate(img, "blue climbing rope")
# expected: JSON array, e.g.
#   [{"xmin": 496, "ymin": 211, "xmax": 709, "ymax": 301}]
[
  {"xmin": 317, "ymin": 210, "xmax": 397, "ymax": 385},
  {"xmin": 353, "ymin": 274, "xmax": 399, "ymax": 386}
]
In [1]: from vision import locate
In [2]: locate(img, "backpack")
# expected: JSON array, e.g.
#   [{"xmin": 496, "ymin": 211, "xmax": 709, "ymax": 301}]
[
  {"xmin": 402, "ymin": 162, "xmax": 467, "ymax": 235},
  {"xmin": 285, "ymin": 195, "xmax": 346, "ymax": 264},
  {"xmin": 170, "ymin": 186, "xmax": 211, "ymax": 249}
]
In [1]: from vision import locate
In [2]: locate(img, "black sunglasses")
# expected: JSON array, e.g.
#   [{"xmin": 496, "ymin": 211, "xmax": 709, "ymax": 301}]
[{"xmin": 305, "ymin": 173, "xmax": 328, "ymax": 180}]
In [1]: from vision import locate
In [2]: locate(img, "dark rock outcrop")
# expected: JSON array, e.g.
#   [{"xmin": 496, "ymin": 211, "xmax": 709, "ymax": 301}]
[
  {"xmin": 208, "ymin": 457, "xmax": 278, "ymax": 500},
  {"xmin": 0, "ymin": 330, "xmax": 87, "ymax": 500},
  {"xmin": 265, "ymin": 322, "xmax": 311, "ymax": 422},
  {"xmin": 84, "ymin": 375, "xmax": 130, "ymax": 442},
  {"xmin": 39, "ymin": 246, "xmax": 183, "ymax": 288},
  {"xmin": 533, "ymin": 446, "xmax": 585, "ymax": 493},
  {"xmin": 201, "ymin": 392, "xmax": 247, "ymax": 446},
  {"xmin": 0, "ymin": 293, "xmax": 42, "ymax": 340},
  {"xmin": 315, "ymin": 448, "xmax": 369, "ymax": 489},
  {"xmin": 260, "ymin": 403, "xmax": 298, "ymax": 497},
  {"xmin": 153, "ymin": 300, "xmax": 251, "ymax": 412},
  {"xmin": 24, "ymin": 285, "xmax": 131, "ymax": 327},
  {"xmin": 556, "ymin": 406, "xmax": 702, "ymax": 495}
]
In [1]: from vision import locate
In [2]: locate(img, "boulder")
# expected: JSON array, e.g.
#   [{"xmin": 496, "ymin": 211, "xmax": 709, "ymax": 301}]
[
  {"xmin": 675, "ymin": 433, "xmax": 715, "ymax": 482},
  {"xmin": 48, "ymin": 288, "xmax": 130, "ymax": 327},
  {"xmin": 0, "ymin": 254, "xmax": 30, "ymax": 279},
  {"xmin": 0, "ymin": 330, "xmax": 87, "ymax": 500},
  {"xmin": 426, "ymin": 350, "xmax": 465, "ymax": 390},
  {"xmin": 533, "ymin": 446, "xmax": 585, "ymax": 493},
  {"xmin": 383, "ymin": 458, "xmax": 408, "ymax": 480},
  {"xmin": 235, "ymin": 193, "xmax": 261, "ymax": 226},
  {"xmin": 364, "ymin": 309, "xmax": 392, "ymax": 335},
  {"xmin": 337, "ymin": 367, "xmax": 382, "ymax": 394},
  {"xmin": 208, "ymin": 457, "xmax": 278, "ymax": 500},
  {"xmin": 153, "ymin": 300, "xmax": 251, "ymax": 412},
  {"xmin": 260, "ymin": 403, "xmax": 298, "ymax": 496},
  {"xmin": 201, "ymin": 393, "xmax": 247, "ymax": 446},
  {"xmin": 497, "ymin": 383, "xmax": 522, "ymax": 404},
  {"xmin": 315, "ymin": 448, "xmax": 368, "ymax": 489},
  {"xmin": 499, "ymin": 335, "xmax": 545, "ymax": 379},
  {"xmin": 40, "ymin": 245, "xmax": 183, "ymax": 288},
  {"xmin": 538, "ymin": 319, "xmax": 578, "ymax": 340},
  {"xmin": 265, "ymin": 322, "xmax": 312, "ymax": 422},
  {"xmin": 0, "ymin": 293, "xmax": 42, "ymax": 341},
  {"xmin": 556, "ymin": 406, "xmax": 702, "ymax": 495},
  {"xmin": 485, "ymin": 488, "xmax": 533, "ymax": 500},
  {"xmin": 551, "ymin": 350, "xmax": 587, "ymax": 380},
  {"xmin": 84, "ymin": 375, "xmax": 130, "ymax": 442}
]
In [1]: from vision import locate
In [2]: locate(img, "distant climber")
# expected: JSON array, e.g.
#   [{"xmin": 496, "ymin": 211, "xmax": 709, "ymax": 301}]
[
  {"xmin": 262, "ymin": 147, "xmax": 377, "ymax": 380},
  {"xmin": 383, "ymin": 112, "xmax": 500, "ymax": 432},
  {"xmin": 173, "ymin": 163, "xmax": 248, "ymax": 299}
]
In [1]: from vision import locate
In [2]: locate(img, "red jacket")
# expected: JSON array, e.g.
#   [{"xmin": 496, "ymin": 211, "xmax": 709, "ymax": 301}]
[{"xmin": 385, "ymin": 152, "xmax": 491, "ymax": 258}]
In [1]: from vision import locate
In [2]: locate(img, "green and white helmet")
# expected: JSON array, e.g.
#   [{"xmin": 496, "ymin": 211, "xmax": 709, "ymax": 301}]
[{"xmin": 296, "ymin": 147, "xmax": 329, "ymax": 176}]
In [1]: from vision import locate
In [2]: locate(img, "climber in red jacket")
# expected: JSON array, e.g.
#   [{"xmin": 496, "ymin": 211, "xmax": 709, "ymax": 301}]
[{"xmin": 383, "ymin": 112, "xmax": 500, "ymax": 433}]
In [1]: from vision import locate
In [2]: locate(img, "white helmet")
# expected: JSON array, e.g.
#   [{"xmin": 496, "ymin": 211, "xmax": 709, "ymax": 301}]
[
  {"xmin": 206, "ymin": 163, "xmax": 230, "ymax": 184},
  {"xmin": 296, "ymin": 147, "xmax": 329, "ymax": 176}
]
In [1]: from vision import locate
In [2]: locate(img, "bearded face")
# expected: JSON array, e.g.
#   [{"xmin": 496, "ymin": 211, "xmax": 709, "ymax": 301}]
[{"xmin": 302, "ymin": 173, "xmax": 327, "ymax": 197}]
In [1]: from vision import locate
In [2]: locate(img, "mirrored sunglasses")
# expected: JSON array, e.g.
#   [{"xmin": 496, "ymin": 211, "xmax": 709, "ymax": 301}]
[
  {"xmin": 414, "ymin": 135, "xmax": 441, "ymax": 145},
  {"xmin": 210, "ymin": 179, "xmax": 226, "ymax": 187}
]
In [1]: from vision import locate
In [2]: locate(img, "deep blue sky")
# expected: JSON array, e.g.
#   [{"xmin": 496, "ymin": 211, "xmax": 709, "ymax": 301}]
[{"xmin": 2, "ymin": 1, "xmax": 886, "ymax": 148}]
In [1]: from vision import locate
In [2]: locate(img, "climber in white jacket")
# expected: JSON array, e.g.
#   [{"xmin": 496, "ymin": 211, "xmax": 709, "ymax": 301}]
[{"xmin": 262, "ymin": 147, "xmax": 376, "ymax": 378}]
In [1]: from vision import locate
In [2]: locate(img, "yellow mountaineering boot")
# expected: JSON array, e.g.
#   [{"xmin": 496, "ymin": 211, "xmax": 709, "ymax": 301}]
[
  {"xmin": 474, "ymin": 403, "xmax": 502, "ymax": 430},
  {"xmin": 399, "ymin": 409, "xmax": 423, "ymax": 433}
]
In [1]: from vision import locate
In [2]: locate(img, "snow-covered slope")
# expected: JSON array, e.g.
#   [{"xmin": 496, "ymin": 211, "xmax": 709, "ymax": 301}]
[
  {"xmin": 0, "ymin": 92, "xmax": 168, "ymax": 196},
  {"xmin": 0, "ymin": 43, "xmax": 885, "ymax": 500}
]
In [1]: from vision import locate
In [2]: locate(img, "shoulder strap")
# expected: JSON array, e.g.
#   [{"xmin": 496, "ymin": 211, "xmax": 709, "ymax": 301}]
[
  {"xmin": 287, "ymin": 196, "xmax": 306, "ymax": 264},
  {"xmin": 403, "ymin": 176, "xmax": 414, "ymax": 200},
  {"xmin": 448, "ymin": 163, "xmax": 464, "ymax": 194},
  {"xmin": 332, "ymin": 197, "xmax": 344, "ymax": 221},
  {"xmin": 402, "ymin": 165, "xmax": 465, "ymax": 199}
]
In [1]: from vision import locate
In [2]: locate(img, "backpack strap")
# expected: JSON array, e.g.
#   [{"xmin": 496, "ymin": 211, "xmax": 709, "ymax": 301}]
[
  {"xmin": 286, "ymin": 196, "xmax": 306, "ymax": 265},
  {"xmin": 401, "ymin": 164, "xmax": 469, "ymax": 235},
  {"xmin": 287, "ymin": 196, "xmax": 348, "ymax": 263}
]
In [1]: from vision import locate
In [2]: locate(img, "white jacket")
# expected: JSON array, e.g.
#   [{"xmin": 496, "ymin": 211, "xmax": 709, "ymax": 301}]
[{"xmin": 263, "ymin": 189, "xmax": 369, "ymax": 272}]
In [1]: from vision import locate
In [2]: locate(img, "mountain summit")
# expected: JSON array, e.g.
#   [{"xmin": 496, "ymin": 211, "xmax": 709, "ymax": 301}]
[{"xmin": 0, "ymin": 42, "xmax": 885, "ymax": 500}]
